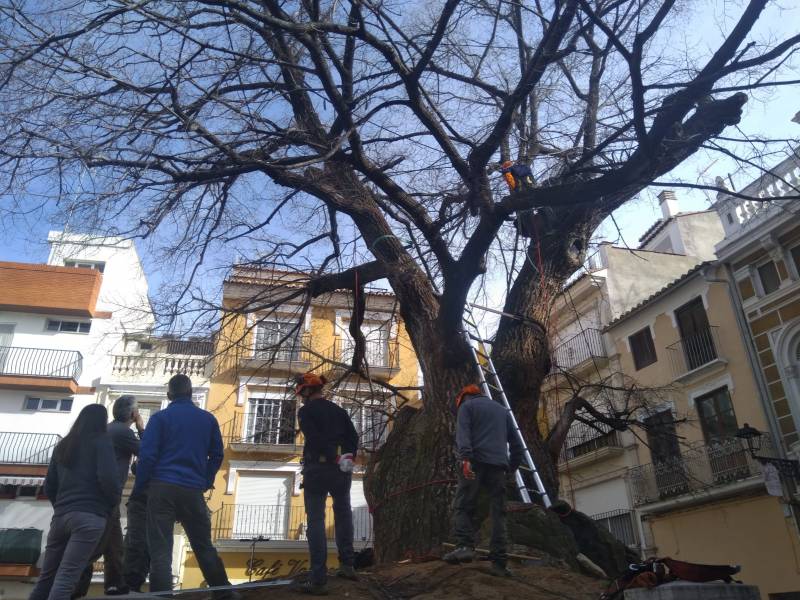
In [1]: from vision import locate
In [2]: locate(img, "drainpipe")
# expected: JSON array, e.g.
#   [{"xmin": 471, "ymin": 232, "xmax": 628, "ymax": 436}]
[{"xmin": 702, "ymin": 264, "xmax": 785, "ymax": 457}]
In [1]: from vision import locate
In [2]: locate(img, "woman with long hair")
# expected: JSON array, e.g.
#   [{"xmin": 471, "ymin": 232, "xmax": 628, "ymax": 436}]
[{"xmin": 29, "ymin": 404, "xmax": 122, "ymax": 600}]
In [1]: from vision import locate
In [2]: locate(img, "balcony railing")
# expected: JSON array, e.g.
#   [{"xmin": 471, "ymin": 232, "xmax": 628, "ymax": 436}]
[
  {"xmin": 0, "ymin": 432, "xmax": 62, "ymax": 465},
  {"xmin": 551, "ymin": 329, "xmax": 606, "ymax": 372},
  {"xmin": 0, "ymin": 346, "xmax": 82, "ymax": 380},
  {"xmin": 560, "ymin": 421, "xmax": 622, "ymax": 463},
  {"xmin": 212, "ymin": 503, "xmax": 373, "ymax": 544},
  {"xmin": 252, "ymin": 332, "xmax": 310, "ymax": 365},
  {"xmin": 335, "ymin": 337, "xmax": 399, "ymax": 370},
  {"xmin": 591, "ymin": 509, "xmax": 638, "ymax": 547},
  {"xmin": 222, "ymin": 409, "xmax": 298, "ymax": 449},
  {"xmin": 111, "ymin": 354, "xmax": 207, "ymax": 378},
  {"xmin": 665, "ymin": 326, "xmax": 722, "ymax": 378},
  {"xmin": 628, "ymin": 437, "xmax": 770, "ymax": 507}
]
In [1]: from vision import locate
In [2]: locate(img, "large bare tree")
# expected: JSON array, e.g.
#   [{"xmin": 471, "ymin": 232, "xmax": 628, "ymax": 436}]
[{"xmin": 2, "ymin": 0, "xmax": 799, "ymax": 561}]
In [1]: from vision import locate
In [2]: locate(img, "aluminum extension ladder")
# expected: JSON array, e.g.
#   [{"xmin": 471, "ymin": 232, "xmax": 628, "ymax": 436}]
[{"xmin": 462, "ymin": 308, "xmax": 552, "ymax": 508}]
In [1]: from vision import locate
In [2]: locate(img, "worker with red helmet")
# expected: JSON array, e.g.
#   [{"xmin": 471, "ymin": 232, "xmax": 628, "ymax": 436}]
[
  {"xmin": 294, "ymin": 372, "xmax": 360, "ymax": 595},
  {"xmin": 443, "ymin": 384, "xmax": 524, "ymax": 577}
]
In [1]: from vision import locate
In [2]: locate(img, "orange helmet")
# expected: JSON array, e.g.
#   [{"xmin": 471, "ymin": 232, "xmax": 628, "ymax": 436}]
[
  {"xmin": 455, "ymin": 384, "xmax": 482, "ymax": 409},
  {"xmin": 501, "ymin": 160, "xmax": 514, "ymax": 169},
  {"xmin": 293, "ymin": 372, "xmax": 327, "ymax": 395}
]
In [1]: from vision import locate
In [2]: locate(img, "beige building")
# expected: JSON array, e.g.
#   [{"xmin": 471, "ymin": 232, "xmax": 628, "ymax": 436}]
[
  {"xmin": 543, "ymin": 192, "xmax": 725, "ymax": 534},
  {"xmin": 545, "ymin": 139, "xmax": 800, "ymax": 597}
]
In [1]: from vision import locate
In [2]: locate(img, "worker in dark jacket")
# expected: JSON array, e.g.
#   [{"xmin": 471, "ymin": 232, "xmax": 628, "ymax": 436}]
[
  {"xmin": 30, "ymin": 404, "xmax": 122, "ymax": 600},
  {"xmin": 73, "ymin": 395, "xmax": 145, "ymax": 597},
  {"xmin": 443, "ymin": 385, "xmax": 524, "ymax": 577},
  {"xmin": 295, "ymin": 372, "xmax": 359, "ymax": 595},
  {"xmin": 135, "ymin": 374, "xmax": 231, "ymax": 594}
]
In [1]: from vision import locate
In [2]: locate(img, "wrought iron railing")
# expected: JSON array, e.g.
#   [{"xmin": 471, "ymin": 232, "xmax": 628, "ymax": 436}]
[
  {"xmin": 252, "ymin": 332, "xmax": 310, "ymax": 364},
  {"xmin": 551, "ymin": 329, "xmax": 606, "ymax": 372},
  {"xmin": 335, "ymin": 337, "xmax": 399, "ymax": 370},
  {"xmin": 591, "ymin": 509, "xmax": 638, "ymax": 547},
  {"xmin": 0, "ymin": 432, "xmax": 62, "ymax": 464},
  {"xmin": 665, "ymin": 326, "xmax": 721, "ymax": 377},
  {"xmin": 627, "ymin": 437, "xmax": 770, "ymax": 506},
  {"xmin": 221, "ymin": 409, "xmax": 298, "ymax": 447},
  {"xmin": 0, "ymin": 346, "xmax": 82, "ymax": 380},
  {"xmin": 560, "ymin": 421, "xmax": 622, "ymax": 462},
  {"xmin": 212, "ymin": 503, "xmax": 373, "ymax": 543},
  {"xmin": 111, "ymin": 354, "xmax": 207, "ymax": 378}
]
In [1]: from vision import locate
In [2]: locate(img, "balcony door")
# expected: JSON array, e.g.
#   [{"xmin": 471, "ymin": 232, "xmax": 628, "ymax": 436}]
[
  {"xmin": 246, "ymin": 396, "xmax": 296, "ymax": 445},
  {"xmin": 233, "ymin": 472, "xmax": 292, "ymax": 540},
  {"xmin": 644, "ymin": 410, "xmax": 688, "ymax": 498},
  {"xmin": 695, "ymin": 386, "xmax": 749, "ymax": 482},
  {"xmin": 0, "ymin": 324, "xmax": 14, "ymax": 372},
  {"xmin": 254, "ymin": 319, "xmax": 302, "ymax": 362},
  {"xmin": 675, "ymin": 297, "xmax": 715, "ymax": 370},
  {"xmin": 338, "ymin": 319, "xmax": 390, "ymax": 367}
]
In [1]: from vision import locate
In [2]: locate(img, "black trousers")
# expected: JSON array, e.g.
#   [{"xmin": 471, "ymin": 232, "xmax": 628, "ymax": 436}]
[
  {"xmin": 452, "ymin": 463, "xmax": 508, "ymax": 566},
  {"xmin": 146, "ymin": 481, "xmax": 230, "ymax": 592},
  {"xmin": 303, "ymin": 464, "xmax": 355, "ymax": 585},
  {"xmin": 123, "ymin": 494, "xmax": 150, "ymax": 591}
]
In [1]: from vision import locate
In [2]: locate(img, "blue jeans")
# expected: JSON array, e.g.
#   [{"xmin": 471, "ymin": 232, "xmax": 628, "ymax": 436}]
[
  {"xmin": 29, "ymin": 511, "xmax": 106, "ymax": 600},
  {"xmin": 303, "ymin": 464, "xmax": 354, "ymax": 585}
]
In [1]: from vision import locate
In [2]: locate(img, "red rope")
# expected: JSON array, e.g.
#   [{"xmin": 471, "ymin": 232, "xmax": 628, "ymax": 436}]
[{"xmin": 369, "ymin": 478, "xmax": 457, "ymax": 514}]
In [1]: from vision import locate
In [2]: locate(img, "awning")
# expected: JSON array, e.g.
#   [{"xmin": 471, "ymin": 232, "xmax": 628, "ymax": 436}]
[{"xmin": 0, "ymin": 476, "xmax": 45, "ymax": 486}]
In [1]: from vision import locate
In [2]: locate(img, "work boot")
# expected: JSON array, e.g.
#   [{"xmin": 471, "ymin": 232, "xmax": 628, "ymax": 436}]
[
  {"xmin": 489, "ymin": 562, "xmax": 513, "ymax": 578},
  {"xmin": 443, "ymin": 546, "xmax": 475, "ymax": 564},
  {"xmin": 336, "ymin": 564, "xmax": 359, "ymax": 580},
  {"xmin": 298, "ymin": 582, "xmax": 329, "ymax": 596}
]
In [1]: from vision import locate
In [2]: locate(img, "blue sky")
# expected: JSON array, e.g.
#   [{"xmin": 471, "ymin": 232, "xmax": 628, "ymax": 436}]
[{"xmin": 1, "ymin": 2, "xmax": 798, "ymax": 323}]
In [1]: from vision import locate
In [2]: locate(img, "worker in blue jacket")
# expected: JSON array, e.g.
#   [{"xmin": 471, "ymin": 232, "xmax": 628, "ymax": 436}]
[{"xmin": 134, "ymin": 374, "xmax": 231, "ymax": 594}]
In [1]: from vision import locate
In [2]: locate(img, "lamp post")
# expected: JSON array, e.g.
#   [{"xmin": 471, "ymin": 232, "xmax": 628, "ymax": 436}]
[{"xmin": 735, "ymin": 423, "xmax": 800, "ymax": 480}]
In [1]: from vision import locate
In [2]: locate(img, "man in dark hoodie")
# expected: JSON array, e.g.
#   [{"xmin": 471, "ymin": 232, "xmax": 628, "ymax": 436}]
[
  {"xmin": 135, "ymin": 374, "xmax": 230, "ymax": 593},
  {"xmin": 443, "ymin": 385, "xmax": 524, "ymax": 577}
]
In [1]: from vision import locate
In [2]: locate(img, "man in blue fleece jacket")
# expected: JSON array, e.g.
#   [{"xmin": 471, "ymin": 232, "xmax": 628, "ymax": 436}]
[{"xmin": 135, "ymin": 374, "xmax": 230, "ymax": 593}]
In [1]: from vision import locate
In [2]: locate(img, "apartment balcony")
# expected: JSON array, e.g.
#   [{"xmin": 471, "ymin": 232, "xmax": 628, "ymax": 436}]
[
  {"xmin": 334, "ymin": 337, "xmax": 400, "ymax": 380},
  {"xmin": 222, "ymin": 411, "xmax": 301, "ymax": 455},
  {"xmin": 111, "ymin": 353, "xmax": 208, "ymax": 380},
  {"xmin": 628, "ymin": 438, "xmax": 769, "ymax": 509},
  {"xmin": 239, "ymin": 333, "xmax": 312, "ymax": 374},
  {"xmin": 0, "ymin": 346, "xmax": 82, "ymax": 393},
  {"xmin": 0, "ymin": 432, "xmax": 61, "ymax": 465},
  {"xmin": 212, "ymin": 503, "xmax": 372, "ymax": 545},
  {"xmin": 666, "ymin": 326, "xmax": 726, "ymax": 383},
  {"xmin": 559, "ymin": 422, "xmax": 624, "ymax": 469},
  {"xmin": 550, "ymin": 328, "xmax": 607, "ymax": 375}
]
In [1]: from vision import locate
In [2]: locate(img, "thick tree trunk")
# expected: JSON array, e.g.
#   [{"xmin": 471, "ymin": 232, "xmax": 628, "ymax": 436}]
[
  {"xmin": 365, "ymin": 347, "xmax": 475, "ymax": 562},
  {"xmin": 492, "ymin": 212, "xmax": 595, "ymax": 500}
]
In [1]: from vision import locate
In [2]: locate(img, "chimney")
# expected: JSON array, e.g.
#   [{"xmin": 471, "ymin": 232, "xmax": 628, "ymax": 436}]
[{"xmin": 658, "ymin": 190, "xmax": 679, "ymax": 219}]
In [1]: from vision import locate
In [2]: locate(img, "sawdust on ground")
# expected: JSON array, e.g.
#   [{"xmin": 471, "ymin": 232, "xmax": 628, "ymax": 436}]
[{"xmin": 237, "ymin": 559, "xmax": 605, "ymax": 600}]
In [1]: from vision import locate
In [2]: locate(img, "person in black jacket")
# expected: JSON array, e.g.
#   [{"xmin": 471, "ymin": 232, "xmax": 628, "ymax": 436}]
[
  {"xmin": 295, "ymin": 372, "xmax": 359, "ymax": 595},
  {"xmin": 30, "ymin": 404, "xmax": 122, "ymax": 600},
  {"xmin": 73, "ymin": 395, "xmax": 145, "ymax": 597}
]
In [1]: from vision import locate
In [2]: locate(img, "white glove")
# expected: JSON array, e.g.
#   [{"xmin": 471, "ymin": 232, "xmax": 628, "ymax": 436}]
[{"xmin": 337, "ymin": 453, "xmax": 355, "ymax": 473}]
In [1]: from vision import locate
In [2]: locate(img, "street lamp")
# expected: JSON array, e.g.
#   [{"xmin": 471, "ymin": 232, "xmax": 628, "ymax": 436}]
[{"xmin": 736, "ymin": 423, "xmax": 800, "ymax": 480}]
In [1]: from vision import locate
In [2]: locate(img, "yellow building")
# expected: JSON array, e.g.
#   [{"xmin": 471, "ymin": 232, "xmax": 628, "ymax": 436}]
[{"xmin": 179, "ymin": 267, "xmax": 419, "ymax": 587}]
